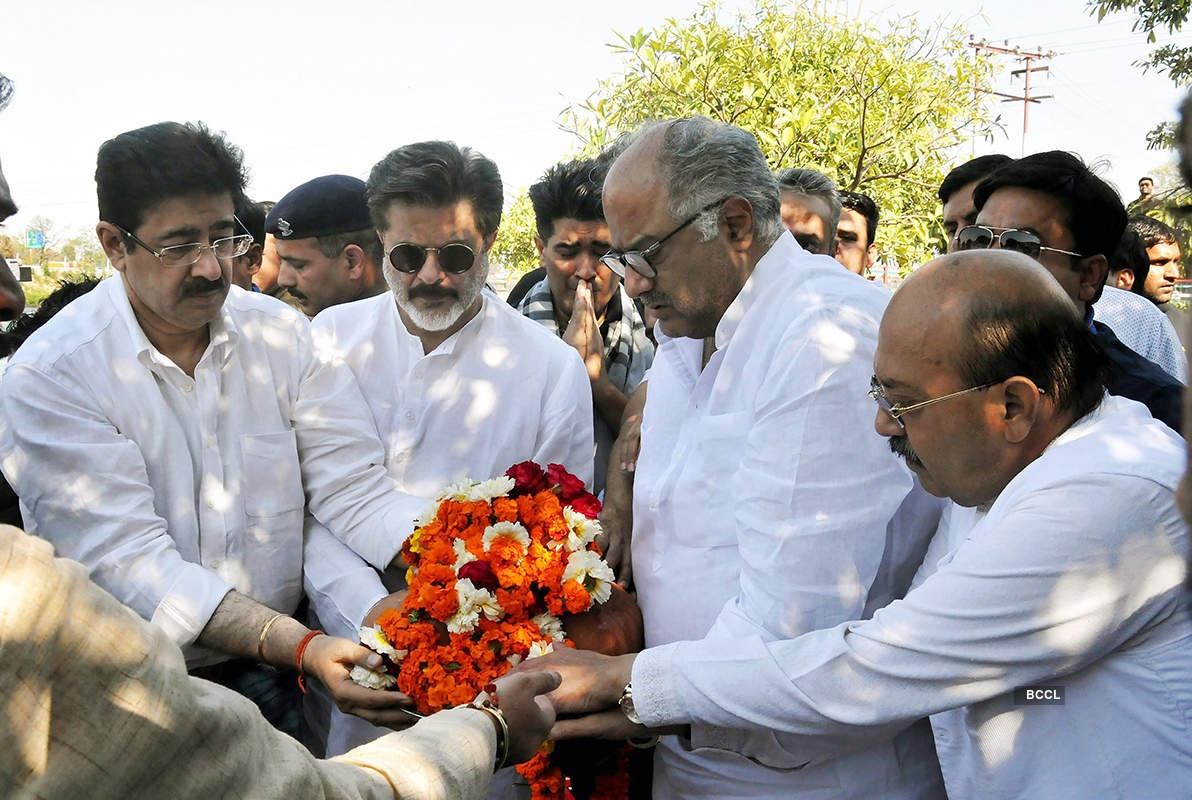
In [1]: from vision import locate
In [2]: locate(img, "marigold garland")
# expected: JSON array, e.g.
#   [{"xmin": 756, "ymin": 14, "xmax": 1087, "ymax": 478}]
[{"xmin": 353, "ymin": 461, "xmax": 628, "ymax": 799}]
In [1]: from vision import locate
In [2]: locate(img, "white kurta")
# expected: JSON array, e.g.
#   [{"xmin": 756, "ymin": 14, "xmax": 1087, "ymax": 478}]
[
  {"xmin": 634, "ymin": 393, "xmax": 1192, "ymax": 799},
  {"xmin": 630, "ymin": 231, "xmax": 945, "ymax": 798},
  {"xmin": 308, "ymin": 289, "xmax": 594, "ymax": 758},
  {"xmin": 0, "ymin": 277, "xmax": 411, "ymax": 666}
]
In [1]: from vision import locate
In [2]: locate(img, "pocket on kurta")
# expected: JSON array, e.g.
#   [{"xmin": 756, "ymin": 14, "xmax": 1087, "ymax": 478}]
[
  {"xmin": 240, "ymin": 430, "xmax": 305, "ymax": 608},
  {"xmin": 671, "ymin": 411, "xmax": 747, "ymax": 549}
]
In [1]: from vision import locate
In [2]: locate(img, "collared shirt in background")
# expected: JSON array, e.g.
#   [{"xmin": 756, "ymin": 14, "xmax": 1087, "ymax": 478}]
[{"xmin": 1093, "ymin": 284, "xmax": 1186, "ymax": 382}]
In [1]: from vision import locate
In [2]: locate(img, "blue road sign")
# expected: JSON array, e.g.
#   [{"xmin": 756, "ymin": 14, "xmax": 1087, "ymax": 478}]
[{"xmin": 26, "ymin": 230, "xmax": 44, "ymax": 249}]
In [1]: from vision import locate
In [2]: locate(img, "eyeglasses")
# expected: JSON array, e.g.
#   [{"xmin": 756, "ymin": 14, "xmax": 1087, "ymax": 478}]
[
  {"xmin": 956, "ymin": 225, "xmax": 1083, "ymax": 260},
  {"xmin": 868, "ymin": 375, "xmax": 999, "ymax": 431},
  {"xmin": 600, "ymin": 197, "xmax": 730, "ymax": 280},
  {"xmin": 115, "ymin": 217, "xmax": 254, "ymax": 269},
  {"xmin": 386, "ymin": 242, "xmax": 476, "ymax": 274}
]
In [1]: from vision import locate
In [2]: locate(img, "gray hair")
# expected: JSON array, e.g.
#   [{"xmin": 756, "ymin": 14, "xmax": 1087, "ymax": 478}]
[
  {"xmin": 774, "ymin": 167, "xmax": 842, "ymax": 233},
  {"xmin": 608, "ymin": 116, "xmax": 784, "ymax": 246}
]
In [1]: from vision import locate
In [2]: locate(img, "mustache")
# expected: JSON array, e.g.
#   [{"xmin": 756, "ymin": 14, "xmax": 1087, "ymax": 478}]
[
  {"xmin": 408, "ymin": 285, "xmax": 458, "ymax": 301},
  {"xmin": 639, "ymin": 289, "xmax": 672, "ymax": 307},
  {"xmin": 180, "ymin": 276, "xmax": 226, "ymax": 298},
  {"xmin": 888, "ymin": 435, "xmax": 923, "ymax": 469}
]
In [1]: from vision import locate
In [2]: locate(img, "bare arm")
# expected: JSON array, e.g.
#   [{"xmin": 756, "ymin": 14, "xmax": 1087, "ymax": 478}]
[{"xmin": 197, "ymin": 590, "xmax": 418, "ymax": 727}]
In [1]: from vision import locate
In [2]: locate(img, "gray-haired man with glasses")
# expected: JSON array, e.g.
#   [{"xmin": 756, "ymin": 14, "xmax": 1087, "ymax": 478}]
[{"xmin": 532, "ymin": 116, "xmax": 946, "ymax": 799}]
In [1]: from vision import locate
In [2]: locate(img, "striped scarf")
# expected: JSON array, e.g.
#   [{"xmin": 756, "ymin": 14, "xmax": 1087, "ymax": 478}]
[{"xmin": 516, "ymin": 278, "xmax": 651, "ymax": 394}]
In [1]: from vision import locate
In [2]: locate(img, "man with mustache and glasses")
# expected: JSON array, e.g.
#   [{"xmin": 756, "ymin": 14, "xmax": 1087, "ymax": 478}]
[
  {"xmin": 306, "ymin": 140, "xmax": 593, "ymax": 759},
  {"xmin": 534, "ymin": 249, "xmax": 1192, "ymax": 800},
  {"xmin": 960, "ymin": 150, "xmax": 1183, "ymax": 430},
  {"xmin": 0, "ymin": 121, "xmax": 432, "ymax": 740},
  {"xmin": 526, "ymin": 116, "xmax": 946, "ymax": 799}
]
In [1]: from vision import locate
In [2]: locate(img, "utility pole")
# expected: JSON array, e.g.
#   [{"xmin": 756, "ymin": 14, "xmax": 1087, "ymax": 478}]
[{"xmin": 969, "ymin": 39, "xmax": 1056, "ymax": 155}]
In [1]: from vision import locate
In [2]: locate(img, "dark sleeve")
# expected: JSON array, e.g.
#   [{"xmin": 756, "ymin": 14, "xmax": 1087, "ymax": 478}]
[
  {"xmin": 505, "ymin": 267, "xmax": 547, "ymax": 308},
  {"xmin": 1095, "ymin": 321, "xmax": 1184, "ymax": 432}
]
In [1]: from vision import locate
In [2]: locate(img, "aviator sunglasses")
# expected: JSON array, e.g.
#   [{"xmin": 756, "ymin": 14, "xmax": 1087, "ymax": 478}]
[
  {"xmin": 955, "ymin": 225, "xmax": 1083, "ymax": 261},
  {"xmin": 386, "ymin": 242, "xmax": 477, "ymax": 274}
]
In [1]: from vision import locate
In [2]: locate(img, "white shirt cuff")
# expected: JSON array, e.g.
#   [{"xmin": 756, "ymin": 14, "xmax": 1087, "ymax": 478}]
[
  {"xmin": 148, "ymin": 562, "xmax": 234, "ymax": 649},
  {"xmin": 631, "ymin": 642, "xmax": 685, "ymax": 727}
]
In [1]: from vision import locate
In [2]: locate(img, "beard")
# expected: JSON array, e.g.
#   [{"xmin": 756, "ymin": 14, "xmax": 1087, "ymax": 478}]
[
  {"xmin": 888, "ymin": 434, "xmax": 924, "ymax": 470},
  {"xmin": 387, "ymin": 256, "xmax": 488, "ymax": 332}
]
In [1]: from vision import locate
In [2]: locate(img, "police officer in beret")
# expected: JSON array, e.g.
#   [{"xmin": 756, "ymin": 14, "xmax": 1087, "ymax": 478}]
[{"xmin": 266, "ymin": 174, "xmax": 387, "ymax": 316}]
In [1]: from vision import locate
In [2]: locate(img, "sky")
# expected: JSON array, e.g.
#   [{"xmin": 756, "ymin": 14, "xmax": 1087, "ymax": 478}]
[{"xmin": 1, "ymin": 0, "xmax": 1189, "ymax": 240}]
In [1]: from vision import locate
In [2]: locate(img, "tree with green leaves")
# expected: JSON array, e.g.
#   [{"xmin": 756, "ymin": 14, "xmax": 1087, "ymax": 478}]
[
  {"xmin": 490, "ymin": 190, "xmax": 540, "ymax": 275},
  {"xmin": 1091, "ymin": 0, "xmax": 1190, "ymax": 149},
  {"xmin": 550, "ymin": 0, "xmax": 997, "ymax": 270}
]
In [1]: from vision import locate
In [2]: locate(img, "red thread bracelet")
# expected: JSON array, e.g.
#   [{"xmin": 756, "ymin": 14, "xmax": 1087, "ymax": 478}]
[{"xmin": 294, "ymin": 630, "xmax": 325, "ymax": 694}]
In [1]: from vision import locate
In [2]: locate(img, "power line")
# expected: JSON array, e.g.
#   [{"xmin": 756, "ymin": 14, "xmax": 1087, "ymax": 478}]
[
  {"xmin": 969, "ymin": 39, "xmax": 1055, "ymax": 155},
  {"xmin": 985, "ymin": 18, "xmax": 1133, "ymax": 42}
]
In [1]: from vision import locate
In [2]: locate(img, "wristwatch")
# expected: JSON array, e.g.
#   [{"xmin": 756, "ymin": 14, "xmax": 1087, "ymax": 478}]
[{"xmin": 618, "ymin": 682, "xmax": 642, "ymax": 725}]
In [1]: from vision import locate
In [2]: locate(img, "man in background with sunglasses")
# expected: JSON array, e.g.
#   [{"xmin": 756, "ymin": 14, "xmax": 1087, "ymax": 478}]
[
  {"xmin": 267, "ymin": 175, "xmax": 387, "ymax": 317},
  {"xmin": 0, "ymin": 121, "xmax": 428, "ymax": 740},
  {"xmin": 960, "ymin": 150, "xmax": 1182, "ymax": 430},
  {"xmin": 539, "ymin": 116, "xmax": 946, "ymax": 799},
  {"xmin": 307, "ymin": 140, "xmax": 593, "ymax": 758}
]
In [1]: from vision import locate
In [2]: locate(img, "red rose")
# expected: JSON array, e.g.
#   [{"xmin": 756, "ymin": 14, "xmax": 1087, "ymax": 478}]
[
  {"xmin": 457, "ymin": 559, "xmax": 500, "ymax": 592},
  {"xmin": 547, "ymin": 463, "xmax": 586, "ymax": 501},
  {"xmin": 569, "ymin": 491, "xmax": 602, "ymax": 519},
  {"xmin": 506, "ymin": 461, "xmax": 548, "ymax": 495}
]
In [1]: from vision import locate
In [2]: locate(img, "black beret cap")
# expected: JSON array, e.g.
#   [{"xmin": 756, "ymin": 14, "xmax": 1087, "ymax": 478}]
[{"xmin": 265, "ymin": 174, "xmax": 372, "ymax": 239}]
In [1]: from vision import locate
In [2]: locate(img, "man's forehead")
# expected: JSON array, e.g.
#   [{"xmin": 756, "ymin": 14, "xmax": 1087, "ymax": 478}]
[
  {"xmin": 838, "ymin": 208, "xmax": 866, "ymax": 236},
  {"xmin": 549, "ymin": 218, "xmax": 609, "ymax": 241},
  {"xmin": 604, "ymin": 165, "xmax": 668, "ymax": 248},
  {"xmin": 383, "ymin": 201, "xmax": 480, "ymax": 240},
  {"xmin": 781, "ymin": 191, "xmax": 829, "ymax": 221},
  {"xmin": 139, "ymin": 193, "xmax": 236, "ymax": 234},
  {"xmin": 976, "ymin": 186, "xmax": 1066, "ymax": 228}
]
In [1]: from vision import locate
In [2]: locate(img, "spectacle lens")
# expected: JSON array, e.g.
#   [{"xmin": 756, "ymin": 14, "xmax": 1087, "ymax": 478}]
[
  {"xmin": 956, "ymin": 226, "xmax": 1042, "ymax": 259},
  {"xmin": 388, "ymin": 242, "xmax": 476, "ymax": 274},
  {"xmin": 995, "ymin": 230, "xmax": 1043, "ymax": 259},
  {"xmin": 155, "ymin": 235, "xmax": 254, "ymax": 268},
  {"xmin": 955, "ymin": 226, "xmax": 994, "ymax": 251}
]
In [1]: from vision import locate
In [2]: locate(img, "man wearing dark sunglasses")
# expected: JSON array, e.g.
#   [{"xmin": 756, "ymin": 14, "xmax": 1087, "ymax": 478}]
[
  {"xmin": 964, "ymin": 150, "xmax": 1182, "ymax": 431},
  {"xmin": 307, "ymin": 140, "xmax": 594, "ymax": 757},
  {"xmin": 547, "ymin": 116, "xmax": 945, "ymax": 799}
]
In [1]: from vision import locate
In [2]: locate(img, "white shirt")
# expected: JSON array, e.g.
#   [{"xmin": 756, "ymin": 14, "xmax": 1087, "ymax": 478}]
[
  {"xmin": 1093, "ymin": 285, "xmax": 1186, "ymax": 382},
  {"xmin": 309, "ymin": 289, "xmax": 594, "ymax": 760},
  {"xmin": 633, "ymin": 394, "xmax": 1192, "ymax": 799},
  {"xmin": 630, "ymin": 232, "xmax": 945, "ymax": 799},
  {"xmin": 0, "ymin": 277, "xmax": 411, "ymax": 666},
  {"xmin": 311, "ymin": 290, "xmax": 594, "ymax": 562}
]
